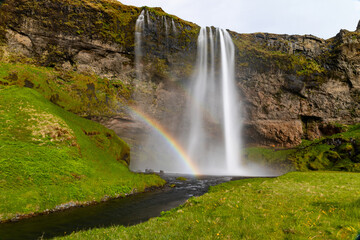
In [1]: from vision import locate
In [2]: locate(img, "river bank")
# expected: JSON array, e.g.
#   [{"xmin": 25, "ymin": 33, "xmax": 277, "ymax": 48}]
[
  {"xmin": 0, "ymin": 174, "xmax": 236, "ymax": 239},
  {"xmin": 0, "ymin": 180, "xmax": 164, "ymax": 225},
  {"xmin": 56, "ymin": 172, "xmax": 360, "ymax": 240}
]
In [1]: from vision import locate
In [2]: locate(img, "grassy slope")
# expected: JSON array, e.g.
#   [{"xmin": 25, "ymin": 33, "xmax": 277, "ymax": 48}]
[
  {"xmin": 0, "ymin": 62, "xmax": 133, "ymax": 118},
  {"xmin": 58, "ymin": 172, "xmax": 360, "ymax": 240},
  {"xmin": 0, "ymin": 86, "xmax": 165, "ymax": 221}
]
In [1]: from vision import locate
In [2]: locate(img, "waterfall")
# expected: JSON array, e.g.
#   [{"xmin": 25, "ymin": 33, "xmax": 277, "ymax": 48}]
[
  {"xmin": 146, "ymin": 11, "xmax": 152, "ymax": 28},
  {"xmin": 132, "ymin": 10, "xmax": 265, "ymax": 175},
  {"xmin": 135, "ymin": 10, "xmax": 174, "ymax": 78},
  {"xmin": 163, "ymin": 16, "xmax": 169, "ymax": 36},
  {"xmin": 135, "ymin": 10, "xmax": 145, "ymax": 80},
  {"xmin": 163, "ymin": 16, "xmax": 169, "ymax": 51},
  {"xmin": 219, "ymin": 29, "xmax": 241, "ymax": 172},
  {"xmin": 184, "ymin": 27, "xmax": 244, "ymax": 175},
  {"xmin": 171, "ymin": 19, "xmax": 177, "ymax": 35}
]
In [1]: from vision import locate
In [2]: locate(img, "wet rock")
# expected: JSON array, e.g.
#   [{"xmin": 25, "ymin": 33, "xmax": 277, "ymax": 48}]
[
  {"xmin": 354, "ymin": 154, "xmax": 360, "ymax": 163},
  {"xmin": 319, "ymin": 123, "xmax": 346, "ymax": 136},
  {"xmin": 24, "ymin": 79, "xmax": 34, "ymax": 88},
  {"xmin": 243, "ymin": 120, "xmax": 303, "ymax": 147},
  {"xmin": 176, "ymin": 177, "xmax": 187, "ymax": 181},
  {"xmin": 101, "ymin": 196, "xmax": 111, "ymax": 202},
  {"xmin": 323, "ymin": 138, "xmax": 346, "ymax": 147},
  {"xmin": 283, "ymin": 75, "xmax": 307, "ymax": 98}
]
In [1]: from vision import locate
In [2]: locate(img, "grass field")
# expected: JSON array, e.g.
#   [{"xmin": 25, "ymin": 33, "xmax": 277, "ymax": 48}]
[
  {"xmin": 57, "ymin": 172, "xmax": 360, "ymax": 240},
  {"xmin": 0, "ymin": 86, "xmax": 165, "ymax": 221}
]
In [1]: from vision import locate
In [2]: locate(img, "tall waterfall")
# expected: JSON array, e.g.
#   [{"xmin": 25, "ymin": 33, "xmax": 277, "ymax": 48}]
[
  {"xmin": 132, "ymin": 10, "xmax": 268, "ymax": 175},
  {"xmin": 135, "ymin": 10, "xmax": 145, "ymax": 80},
  {"xmin": 219, "ymin": 29, "xmax": 241, "ymax": 171},
  {"xmin": 183, "ymin": 27, "xmax": 244, "ymax": 175}
]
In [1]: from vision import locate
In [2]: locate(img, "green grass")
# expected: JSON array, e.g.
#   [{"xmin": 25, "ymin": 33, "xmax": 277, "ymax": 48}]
[
  {"xmin": 243, "ymin": 147, "xmax": 296, "ymax": 173},
  {"xmin": 0, "ymin": 86, "xmax": 165, "ymax": 221},
  {"xmin": 56, "ymin": 172, "xmax": 360, "ymax": 239},
  {"xmin": 0, "ymin": 62, "xmax": 132, "ymax": 117}
]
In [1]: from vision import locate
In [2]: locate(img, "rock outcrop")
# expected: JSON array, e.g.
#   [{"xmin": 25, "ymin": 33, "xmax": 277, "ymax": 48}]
[
  {"xmin": 230, "ymin": 29, "xmax": 360, "ymax": 146},
  {"xmin": 1, "ymin": 0, "xmax": 359, "ymax": 147}
]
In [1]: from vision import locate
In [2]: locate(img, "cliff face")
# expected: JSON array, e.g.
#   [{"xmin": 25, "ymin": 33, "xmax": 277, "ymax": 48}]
[
  {"xmin": 0, "ymin": 0, "xmax": 140, "ymax": 79},
  {"xmin": 231, "ymin": 30, "xmax": 360, "ymax": 146},
  {"xmin": 1, "ymin": 0, "xmax": 359, "ymax": 147},
  {"xmin": 0, "ymin": 0, "xmax": 198, "ymax": 79}
]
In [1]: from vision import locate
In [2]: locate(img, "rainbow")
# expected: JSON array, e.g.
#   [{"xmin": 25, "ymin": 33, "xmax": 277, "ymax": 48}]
[{"xmin": 127, "ymin": 106, "xmax": 200, "ymax": 176}]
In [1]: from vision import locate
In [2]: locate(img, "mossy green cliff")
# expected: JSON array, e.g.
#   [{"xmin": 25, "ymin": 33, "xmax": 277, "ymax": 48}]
[
  {"xmin": 244, "ymin": 123, "xmax": 360, "ymax": 172},
  {"xmin": 0, "ymin": 0, "xmax": 360, "ymax": 168}
]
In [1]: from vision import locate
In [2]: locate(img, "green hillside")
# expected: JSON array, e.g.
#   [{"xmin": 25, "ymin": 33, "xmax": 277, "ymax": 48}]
[{"xmin": 0, "ymin": 86, "xmax": 164, "ymax": 222}]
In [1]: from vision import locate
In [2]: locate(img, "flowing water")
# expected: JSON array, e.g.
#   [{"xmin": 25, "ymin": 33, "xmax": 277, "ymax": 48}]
[
  {"xmin": 135, "ymin": 10, "xmax": 145, "ymax": 80},
  {"xmin": 132, "ymin": 10, "xmax": 269, "ymax": 176},
  {"xmin": 0, "ymin": 175, "xmax": 235, "ymax": 240},
  {"xmin": 183, "ymin": 27, "xmax": 244, "ymax": 175},
  {"xmin": 171, "ymin": 19, "xmax": 177, "ymax": 35},
  {"xmin": 219, "ymin": 29, "xmax": 242, "ymax": 173},
  {"xmin": 163, "ymin": 16, "xmax": 169, "ymax": 36}
]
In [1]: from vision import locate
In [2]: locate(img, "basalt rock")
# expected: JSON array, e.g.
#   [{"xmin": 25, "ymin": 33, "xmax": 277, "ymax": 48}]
[{"xmin": 1, "ymin": 0, "xmax": 360, "ymax": 147}]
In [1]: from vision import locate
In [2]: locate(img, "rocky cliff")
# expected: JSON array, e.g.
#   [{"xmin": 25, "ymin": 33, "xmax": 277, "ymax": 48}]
[
  {"xmin": 232, "ymin": 30, "xmax": 360, "ymax": 146},
  {"xmin": 1, "ymin": 0, "xmax": 359, "ymax": 148}
]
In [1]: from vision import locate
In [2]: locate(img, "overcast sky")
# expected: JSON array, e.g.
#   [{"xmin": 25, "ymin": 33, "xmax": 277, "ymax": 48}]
[{"xmin": 120, "ymin": 0, "xmax": 360, "ymax": 39}]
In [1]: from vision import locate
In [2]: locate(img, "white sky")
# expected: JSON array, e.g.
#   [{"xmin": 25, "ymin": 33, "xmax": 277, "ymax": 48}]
[{"xmin": 120, "ymin": 0, "xmax": 360, "ymax": 39}]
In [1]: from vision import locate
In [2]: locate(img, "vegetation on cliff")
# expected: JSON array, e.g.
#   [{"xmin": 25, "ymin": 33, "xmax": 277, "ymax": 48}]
[
  {"xmin": 57, "ymin": 172, "xmax": 360, "ymax": 239},
  {"xmin": 0, "ymin": 0, "xmax": 199, "ymax": 80},
  {"xmin": 0, "ymin": 62, "xmax": 133, "ymax": 117},
  {"xmin": 245, "ymin": 123, "xmax": 360, "ymax": 172},
  {"xmin": 0, "ymin": 86, "xmax": 165, "ymax": 222},
  {"xmin": 288, "ymin": 123, "xmax": 360, "ymax": 171},
  {"xmin": 231, "ymin": 32, "xmax": 326, "ymax": 81},
  {"xmin": 0, "ymin": 0, "xmax": 140, "ymax": 47}
]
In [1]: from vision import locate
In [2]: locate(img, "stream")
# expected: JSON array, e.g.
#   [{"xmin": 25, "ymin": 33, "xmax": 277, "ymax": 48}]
[{"xmin": 0, "ymin": 174, "xmax": 245, "ymax": 240}]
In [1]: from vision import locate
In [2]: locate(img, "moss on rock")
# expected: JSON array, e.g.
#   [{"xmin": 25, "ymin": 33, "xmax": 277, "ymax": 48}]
[
  {"xmin": 246, "ymin": 123, "xmax": 360, "ymax": 172},
  {"xmin": 0, "ymin": 62, "xmax": 132, "ymax": 118}
]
